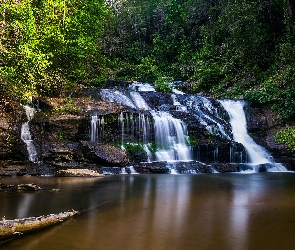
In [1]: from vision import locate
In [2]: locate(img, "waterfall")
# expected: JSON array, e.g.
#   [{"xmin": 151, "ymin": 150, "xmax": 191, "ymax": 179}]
[
  {"xmin": 166, "ymin": 163, "xmax": 178, "ymax": 174},
  {"xmin": 21, "ymin": 105, "xmax": 38, "ymax": 162},
  {"xmin": 100, "ymin": 89, "xmax": 136, "ymax": 108},
  {"xmin": 119, "ymin": 112, "xmax": 125, "ymax": 148},
  {"xmin": 129, "ymin": 90, "xmax": 191, "ymax": 161},
  {"xmin": 102, "ymin": 87, "xmax": 192, "ymax": 162},
  {"xmin": 220, "ymin": 100, "xmax": 287, "ymax": 171},
  {"xmin": 128, "ymin": 166, "xmax": 139, "ymax": 174},
  {"xmin": 152, "ymin": 111, "xmax": 191, "ymax": 161},
  {"xmin": 120, "ymin": 167, "xmax": 128, "ymax": 174},
  {"xmin": 90, "ymin": 114, "xmax": 98, "ymax": 142},
  {"xmin": 187, "ymin": 95, "xmax": 232, "ymax": 140},
  {"xmin": 98, "ymin": 83, "xmax": 288, "ymax": 172},
  {"xmin": 90, "ymin": 114, "xmax": 104, "ymax": 142}
]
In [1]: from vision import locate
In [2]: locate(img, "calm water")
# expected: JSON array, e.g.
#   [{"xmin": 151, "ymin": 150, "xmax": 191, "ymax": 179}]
[{"xmin": 1, "ymin": 173, "xmax": 295, "ymax": 250}]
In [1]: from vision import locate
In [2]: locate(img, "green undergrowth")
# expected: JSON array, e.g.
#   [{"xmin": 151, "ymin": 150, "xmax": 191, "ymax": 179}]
[
  {"xmin": 53, "ymin": 97, "xmax": 80, "ymax": 115},
  {"xmin": 275, "ymin": 127, "xmax": 295, "ymax": 155}
]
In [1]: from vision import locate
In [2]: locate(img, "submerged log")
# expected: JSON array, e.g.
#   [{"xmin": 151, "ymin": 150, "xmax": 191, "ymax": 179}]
[{"xmin": 0, "ymin": 210, "xmax": 78, "ymax": 242}]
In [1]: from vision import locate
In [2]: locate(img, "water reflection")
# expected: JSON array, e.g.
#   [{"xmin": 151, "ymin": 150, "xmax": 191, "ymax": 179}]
[
  {"xmin": 17, "ymin": 194, "xmax": 34, "ymax": 219},
  {"xmin": 1, "ymin": 174, "xmax": 295, "ymax": 250}
]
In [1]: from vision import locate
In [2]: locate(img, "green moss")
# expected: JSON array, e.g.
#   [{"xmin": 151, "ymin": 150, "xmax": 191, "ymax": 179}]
[
  {"xmin": 53, "ymin": 97, "xmax": 80, "ymax": 115},
  {"xmin": 185, "ymin": 136, "xmax": 198, "ymax": 146},
  {"xmin": 275, "ymin": 127, "xmax": 295, "ymax": 154}
]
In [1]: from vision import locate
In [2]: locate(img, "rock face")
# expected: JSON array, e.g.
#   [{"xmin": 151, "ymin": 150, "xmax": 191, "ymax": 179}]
[
  {"xmin": 0, "ymin": 85, "xmax": 294, "ymax": 174},
  {"xmin": 80, "ymin": 141, "xmax": 129, "ymax": 166},
  {"xmin": 0, "ymin": 100, "xmax": 28, "ymax": 172},
  {"xmin": 29, "ymin": 101, "xmax": 128, "ymax": 170},
  {"xmin": 244, "ymin": 102, "xmax": 295, "ymax": 170}
]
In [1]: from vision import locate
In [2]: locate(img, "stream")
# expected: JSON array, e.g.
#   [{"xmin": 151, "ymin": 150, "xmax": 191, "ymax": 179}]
[{"xmin": 1, "ymin": 173, "xmax": 295, "ymax": 250}]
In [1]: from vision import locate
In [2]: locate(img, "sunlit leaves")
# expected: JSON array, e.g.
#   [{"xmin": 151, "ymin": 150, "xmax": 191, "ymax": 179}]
[{"xmin": 0, "ymin": 0, "xmax": 109, "ymax": 98}]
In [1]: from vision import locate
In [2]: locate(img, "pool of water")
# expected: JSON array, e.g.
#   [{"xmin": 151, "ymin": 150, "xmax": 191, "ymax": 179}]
[{"xmin": 1, "ymin": 173, "xmax": 295, "ymax": 250}]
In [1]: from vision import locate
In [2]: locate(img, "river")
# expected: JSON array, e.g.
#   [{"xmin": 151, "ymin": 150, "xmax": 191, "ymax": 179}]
[{"xmin": 1, "ymin": 173, "xmax": 295, "ymax": 250}]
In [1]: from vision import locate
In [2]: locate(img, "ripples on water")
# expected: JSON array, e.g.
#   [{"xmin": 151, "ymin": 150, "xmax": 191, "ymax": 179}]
[{"xmin": 1, "ymin": 173, "xmax": 295, "ymax": 250}]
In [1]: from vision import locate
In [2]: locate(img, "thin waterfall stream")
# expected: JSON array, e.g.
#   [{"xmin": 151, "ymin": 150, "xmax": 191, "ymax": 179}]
[
  {"xmin": 21, "ymin": 105, "xmax": 38, "ymax": 163},
  {"xmin": 220, "ymin": 100, "xmax": 287, "ymax": 171}
]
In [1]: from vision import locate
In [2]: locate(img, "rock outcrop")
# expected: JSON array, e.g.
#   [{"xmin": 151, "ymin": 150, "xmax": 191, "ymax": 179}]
[
  {"xmin": 80, "ymin": 141, "xmax": 130, "ymax": 166},
  {"xmin": 244, "ymin": 102, "xmax": 295, "ymax": 170},
  {"xmin": 0, "ymin": 100, "xmax": 28, "ymax": 172},
  {"xmin": 1, "ymin": 85, "xmax": 295, "ymax": 174}
]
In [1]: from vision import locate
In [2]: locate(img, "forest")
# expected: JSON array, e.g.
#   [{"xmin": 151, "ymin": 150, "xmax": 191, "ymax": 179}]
[{"xmin": 1, "ymin": 0, "xmax": 294, "ymax": 120}]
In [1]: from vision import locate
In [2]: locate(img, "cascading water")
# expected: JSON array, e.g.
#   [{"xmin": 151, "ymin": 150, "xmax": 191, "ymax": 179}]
[
  {"xmin": 101, "ymin": 87, "xmax": 192, "ymax": 162},
  {"xmin": 90, "ymin": 114, "xmax": 98, "ymax": 142},
  {"xmin": 90, "ymin": 114, "xmax": 104, "ymax": 142},
  {"xmin": 128, "ymin": 166, "xmax": 139, "ymax": 174},
  {"xmin": 220, "ymin": 100, "xmax": 287, "ymax": 172},
  {"xmin": 187, "ymin": 95, "xmax": 232, "ymax": 140},
  {"xmin": 99, "ymin": 83, "xmax": 287, "ymax": 173},
  {"xmin": 129, "ymin": 90, "xmax": 191, "ymax": 162},
  {"xmin": 152, "ymin": 111, "xmax": 191, "ymax": 161},
  {"xmin": 21, "ymin": 105, "xmax": 38, "ymax": 163}
]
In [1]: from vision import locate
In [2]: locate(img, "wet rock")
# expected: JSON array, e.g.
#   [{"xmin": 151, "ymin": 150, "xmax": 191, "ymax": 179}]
[
  {"xmin": 80, "ymin": 141, "xmax": 130, "ymax": 166},
  {"xmin": 17, "ymin": 183, "xmax": 41, "ymax": 191},
  {"xmin": 56, "ymin": 168, "xmax": 104, "ymax": 177},
  {"xmin": 0, "ymin": 101, "xmax": 27, "ymax": 167},
  {"xmin": 0, "ymin": 184, "xmax": 18, "ymax": 192},
  {"xmin": 0, "ymin": 183, "xmax": 41, "ymax": 192},
  {"xmin": 133, "ymin": 162, "xmax": 170, "ymax": 173},
  {"xmin": 258, "ymin": 164, "xmax": 267, "ymax": 172},
  {"xmin": 244, "ymin": 101, "xmax": 294, "ymax": 167},
  {"xmin": 174, "ymin": 161, "xmax": 213, "ymax": 173},
  {"xmin": 211, "ymin": 163, "xmax": 240, "ymax": 172}
]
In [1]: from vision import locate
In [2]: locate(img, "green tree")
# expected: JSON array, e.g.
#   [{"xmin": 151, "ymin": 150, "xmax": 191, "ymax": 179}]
[{"xmin": 0, "ymin": 0, "xmax": 109, "ymax": 99}]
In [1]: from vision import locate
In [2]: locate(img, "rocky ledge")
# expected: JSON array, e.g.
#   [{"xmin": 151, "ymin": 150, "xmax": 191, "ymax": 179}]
[
  {"xmin": 1, "ymin": 85, "xmax": 295, "ymax": 175},
  {"xmin": 56, "ymin": 168, "xmax": 104, "ymax": 177}
]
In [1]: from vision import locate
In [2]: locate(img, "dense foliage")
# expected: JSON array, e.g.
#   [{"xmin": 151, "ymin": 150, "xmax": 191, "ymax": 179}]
[
  {"xmin": 275, "ymin": 127, "xmax": 295, "ymax": 154},
  {"xmin": 0, "ymin": 0, "xmax": 108, "ymax": 100},
  {"xmin": 1, "ymin": 0, "xmax": 295, "ymax": 121}
]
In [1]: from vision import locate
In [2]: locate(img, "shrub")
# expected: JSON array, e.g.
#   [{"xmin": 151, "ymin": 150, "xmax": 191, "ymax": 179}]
[{"xmin": 154, "ymin": 77, "xmax": 173, "ymax": 93}]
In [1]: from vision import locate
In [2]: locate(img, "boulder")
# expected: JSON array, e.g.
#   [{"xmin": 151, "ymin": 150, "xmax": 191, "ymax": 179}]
[
  {"xmin": 17, "ymin": 183, "xmax": 41, "ymax": 191},
  {"xmin": 80, "ymin": 141, "xmax": 130, "ymax": 166}
]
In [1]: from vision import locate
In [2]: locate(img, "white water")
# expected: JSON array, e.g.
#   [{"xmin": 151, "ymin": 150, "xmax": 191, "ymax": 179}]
[
  {"xmin": 90, "ymin": 114, "xmax": 104, "ymax": 142},
  {"xmin": 152, "ymin": 111, "xmax": 191, "ymax": 161},
  {"xmin": 188, "ymin": 95, "xmax": 231, "ymax": 140},
  {"xmin": 21, "ymin": 105, "xmax": 38, "ymax": 162},
  {"xmin": 90, "ymin": 114, "xmax": 98, "ymax": 142},
  {"xmin": 128, "ymin": 166, "xmax": 139, "ymax": 174},
  {"xmin": 100, "ymin": 89, "xmax": 136, "ymax": 108},
  {"xmin": 166, "ymin": 163, "xmax": 178, "ymax": 174},
  {"xmin": 120, "ymin": 167, "xmax": 128, "ymax": 174},
  {"xmin": 101, "ymin": 87, "xmax": 192, "ymax": 162},
  {"xmin": 129, "ymin": 90, "xmax": 191, "ymax": 161},
  {"xmin": 220, "ymin": 100, "xmax": 287, "ymax": 171},
  {"xmin": 130, "ymin": 92, "xmax": 150, "ymax": 110}
]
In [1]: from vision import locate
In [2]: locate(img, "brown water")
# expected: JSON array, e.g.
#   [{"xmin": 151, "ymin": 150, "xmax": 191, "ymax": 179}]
[{"xmin": 1, "ymin": 173, "xmax": 295, "ymax": 250}]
